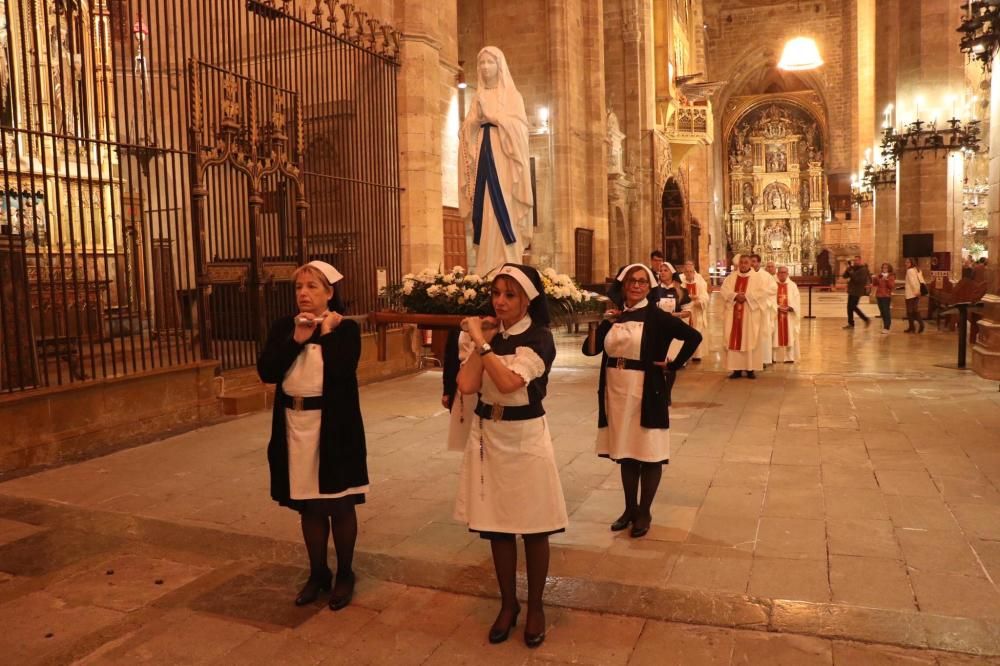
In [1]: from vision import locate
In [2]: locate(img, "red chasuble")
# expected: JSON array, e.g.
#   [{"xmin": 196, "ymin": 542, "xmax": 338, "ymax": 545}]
[
  {"xmin": 727, "ymin": 275, "xmax": 750, "ymax": 351},
  {"xmin": 777, "ymin": 282, "xmax": 789, "ymax": 346}
]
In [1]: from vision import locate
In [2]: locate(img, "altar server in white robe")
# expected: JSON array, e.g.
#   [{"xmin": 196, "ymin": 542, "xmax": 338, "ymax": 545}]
[
  {"xmin": 751, "ymin": 255, "xmax": 778, "ymax": 366},
  {"xmin": 772, "ymin": 266, "xmax": 801, "ymax": 363},
  {"xmin": 455, "ymin": 263, "xmax": 566, "ymax": 648},
  {"xmin": 679, "ymin": 260, "xmax": 710, "ymax": 362},
  {"xmin": 721, "ymin": 254, "xmax": 768, "ymax": 378}
]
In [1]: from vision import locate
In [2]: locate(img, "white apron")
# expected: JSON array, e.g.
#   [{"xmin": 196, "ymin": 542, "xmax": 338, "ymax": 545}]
[
  {"xmin": 453, "ymin": 338, "xmax": 567, "ymax": 535},
  {"xmin": 595, "ymin": 320, "xmax": 670, "ymax": 463},
  {"xmin": 282, "ymin": 344, "xmax": 370, "ymax": 500}
]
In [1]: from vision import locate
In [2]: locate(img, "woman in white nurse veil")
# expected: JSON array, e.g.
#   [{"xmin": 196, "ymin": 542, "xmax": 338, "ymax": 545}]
[{"xmin": 459, "ymin": 47, "xmax": 534, "ymax": 277}]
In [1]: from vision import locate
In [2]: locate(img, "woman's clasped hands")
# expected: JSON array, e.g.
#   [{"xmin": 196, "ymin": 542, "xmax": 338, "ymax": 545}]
[{"xmin": 293, "ymin": 311, "xmax": 343, "ymax": 344}]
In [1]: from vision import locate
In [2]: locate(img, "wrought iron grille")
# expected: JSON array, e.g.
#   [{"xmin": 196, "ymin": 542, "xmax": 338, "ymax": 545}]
[{"xmin": 0, "ymin": 0, "xmax": 401, "ymax": 390}]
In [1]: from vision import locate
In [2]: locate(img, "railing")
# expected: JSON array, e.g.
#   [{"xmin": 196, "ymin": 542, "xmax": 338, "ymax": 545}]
[
  {"xmin": 0, "ymin": 0, "xmax": 401, "ymax": 392},
  {"xmin": 665, "ymin": 102, "xmax": 714, "ymax": 145}
]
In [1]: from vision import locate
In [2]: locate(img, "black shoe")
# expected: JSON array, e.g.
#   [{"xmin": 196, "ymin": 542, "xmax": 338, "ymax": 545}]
[
  {"xmin": 630, "ymin": 511, "xmax": 651, "ymax": 538},
  {"xmin": 329, "ymin": 571, "xmax": 355, "ymax": 611},
  {"xmin": 610, "ymin": 509, "xmax": 634, "ymax": 532},
  {"xmin": 729, "ymin": 371, "xmax": 742, "ymax": 379},
  {"xmin": 863, "ymin": 318, "xmax": 871, "ymax": 327},
  {"xmin": 691, "ymin": 357, "xmax": 702, "ymax": 363},
  {"xmin": 524, "ymin": 608, "xmax": 546, "ymax": 648},
  {"xmin": 746, "ymin": 371, "xmax": 756, "ymax": 379},
  {"xmin": 488, "ymin": 605, "xmax": 520, "ymax": 644},
  {"xmin": 295, "ymin": 570, "xmax": 332, "ymax": 606},
  {"xmin": 842, "ymin": 324, "xmax": 855, "ymax": 329}
]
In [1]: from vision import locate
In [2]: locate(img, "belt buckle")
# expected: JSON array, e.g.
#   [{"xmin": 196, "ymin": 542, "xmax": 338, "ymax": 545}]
[
  {"xmin": 615, "ymin": 357, "xmax": 626, "ymax": 370},
  {"xmin": 292, "ymin": 396, "xmax": 304, "ymax": 411},
  {"xmin": 491, "ymin": 404, "xmax": 504, "ymax": 422}
]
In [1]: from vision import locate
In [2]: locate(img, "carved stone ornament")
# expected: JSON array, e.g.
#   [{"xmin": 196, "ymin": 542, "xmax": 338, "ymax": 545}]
[
  {"xmin": 221, "ymin": 74, "xmax": 240, "ymax": 131},
  {"xmin": 607, "ymin": 109, "xmax": 625, "ymax": 176}
]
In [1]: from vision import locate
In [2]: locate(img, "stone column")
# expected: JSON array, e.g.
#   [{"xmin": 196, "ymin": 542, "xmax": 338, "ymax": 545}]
[
  {"xmin": 394, "ymin": 1, "xmax": 455, "ymax": 272},
  {"xmin": 894, "ymin": 0, "xmax": 965, "ymax": 279},
  {"xmin": 620, "ymin": 0, "xmax": 654, "ymax": 262},
  {"xmin": 872, "ymin": 0, "xmax": 899, "ymax": 270},
  {"xmin": 988, "ymin": 51, "xmax": 1000, "ymax": 293}
]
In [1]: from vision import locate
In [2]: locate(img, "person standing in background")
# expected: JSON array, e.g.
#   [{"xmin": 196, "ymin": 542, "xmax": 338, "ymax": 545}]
[
  {"xmin": 903, "ymin": 257, "xmax": 926, "ymax": 334},
  {"xmin": 721, "ymin": 254, "xmax": 768, "ymax": 378},
  {"xmin": 773, "ymin": 266, "xmax": 801, "ymax": 363},
  {"xmin": 679, "ymin": 260, "xmax": 709, "ymax": 363},
  {"xmin": 872, "ymin": 263, "xmax": 896, "ymax": 334},
  {"xmin": 842, "ymin": 255, "xmax": 872, "ymax": 329}
]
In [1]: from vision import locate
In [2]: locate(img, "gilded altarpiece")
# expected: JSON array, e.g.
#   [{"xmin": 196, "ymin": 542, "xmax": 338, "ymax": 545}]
[
  {"xmin": 724, "ymin": 98, "xmax": 826, "ymax": 274},
  {"xmin": 0, "ymin": 0, "xmax": 123, "ymax": 388}
]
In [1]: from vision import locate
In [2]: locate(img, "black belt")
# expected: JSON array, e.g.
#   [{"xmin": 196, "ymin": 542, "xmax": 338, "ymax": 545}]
[
  {"xmin": 606, "ymin": 356, "xmax": 644, "ymax": 371},
  {"xmin": 474, "ymin": 401, "xmax": 545, "ymax": 422},
  {"xmin": 278, "ymin": 394, "xmax": 324, "ymax": 411}
]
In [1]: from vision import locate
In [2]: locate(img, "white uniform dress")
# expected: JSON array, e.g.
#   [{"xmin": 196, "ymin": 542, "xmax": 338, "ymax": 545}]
[
  {"xmin": 595, "ymin": 301, "xmax": 671, "ymax": 464},
  {"xmin": 282, "ymin": 343, "xmax": 370, "ymax": 500},
  {"xmin": 453, "ymin": 317, "xmax": 568, "ymax": 535}
]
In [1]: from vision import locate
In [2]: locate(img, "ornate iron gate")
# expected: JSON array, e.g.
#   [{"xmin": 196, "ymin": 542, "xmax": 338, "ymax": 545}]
[{"xmin": 0, "ymin": 0, "xmax": 401, "ymax": 391}]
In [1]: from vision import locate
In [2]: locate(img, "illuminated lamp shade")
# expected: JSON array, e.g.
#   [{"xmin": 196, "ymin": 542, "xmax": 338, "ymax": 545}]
[{"xmin": 778, "ymin": 37, "xmax": 824, "ymax": 71}]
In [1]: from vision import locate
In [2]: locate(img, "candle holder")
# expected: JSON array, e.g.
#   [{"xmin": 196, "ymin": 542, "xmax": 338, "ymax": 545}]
[
  {"xmin": 957, "ymin": 1, "xmax": 1000, "ymax": 71},
  {"xmin": 880, "ymin": 116, "xmax": 981, "ymax": 161}
]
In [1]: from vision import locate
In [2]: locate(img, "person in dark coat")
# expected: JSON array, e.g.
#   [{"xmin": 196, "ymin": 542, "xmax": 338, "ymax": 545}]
[
  {"xmin": 257, "ymin": 260, "xmax": 367, "ymax": 611},
  {"xmin": 583, "ymin": 263, "xmax": 702, "ymax": 538},
  {"xmin": 842, "ymin": 255, "xmax": 872, "ymax": 328}
]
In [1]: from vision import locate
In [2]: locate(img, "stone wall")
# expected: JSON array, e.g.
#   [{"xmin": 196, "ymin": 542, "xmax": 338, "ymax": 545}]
[
  {"xmin": 394, "ymin": 0, "xmax": 459, "ymax": 273},
  {"xmin": 0, "ymin": 361, "xmax": 221, "ymax": 474},
  {"xmin": 703, "ymin": 0, "xmax": 855, "ymax": 174}
]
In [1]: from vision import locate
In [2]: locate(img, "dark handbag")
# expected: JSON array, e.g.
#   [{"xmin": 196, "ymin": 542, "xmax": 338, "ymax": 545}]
[{"xmin": 919, "ymin": 282, "xmax": 929, "ymax": 297}]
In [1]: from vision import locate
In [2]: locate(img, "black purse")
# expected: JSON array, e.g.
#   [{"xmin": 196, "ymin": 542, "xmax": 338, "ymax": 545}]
[{"xmin": 919, "ymin": 282, "xmax": 928, "ymax": 296}]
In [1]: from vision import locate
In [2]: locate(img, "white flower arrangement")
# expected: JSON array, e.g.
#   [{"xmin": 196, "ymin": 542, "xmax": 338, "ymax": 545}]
[{"xmin": 384, "ymin": 265, "xmax": 607, "ymax": 317}]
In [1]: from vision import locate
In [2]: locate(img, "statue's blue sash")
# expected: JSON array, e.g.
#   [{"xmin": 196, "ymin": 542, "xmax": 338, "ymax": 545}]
[{"xmin": 472, "ymin": 124, "xmax": 517, "ymax": 246}]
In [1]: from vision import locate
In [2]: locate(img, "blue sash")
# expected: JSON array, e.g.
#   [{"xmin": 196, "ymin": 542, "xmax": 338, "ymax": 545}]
[{"xmin": 472, "ymin": 124, "xmax": 517, "ymax": 246}]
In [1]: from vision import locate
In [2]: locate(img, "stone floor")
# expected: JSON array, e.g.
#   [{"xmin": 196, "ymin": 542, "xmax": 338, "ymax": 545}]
[{"xmin": 2, "ymin": 294, "xmax": 1000, "ymax": 663}]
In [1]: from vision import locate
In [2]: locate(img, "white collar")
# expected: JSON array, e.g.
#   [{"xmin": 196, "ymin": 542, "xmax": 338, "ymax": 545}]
[
  {"xmin": 500, "ymin": 314, "xmax": 532, "ymax": 339},
  {"xmin": 738, "ymin": 270, "xmax": 753, "ymax": 277},
  {"xmin": 624, "ymin": 298, "xmax": 648, "ymax": 312}
]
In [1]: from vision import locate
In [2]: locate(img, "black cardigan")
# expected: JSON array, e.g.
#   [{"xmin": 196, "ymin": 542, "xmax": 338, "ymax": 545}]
[
  {"xmin": 582, "ymin": 303, "xmax": 702, "ymax": 429},
  {"xmin": 257, "ymin": 316, "xmax": 369, "ymax": 510},
  {"xmin": 442, "ymin": 328, "xmax": 461, "ymax": 409}
]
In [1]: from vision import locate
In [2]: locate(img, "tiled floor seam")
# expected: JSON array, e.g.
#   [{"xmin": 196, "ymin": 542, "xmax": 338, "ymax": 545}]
[{"xmin": 4, "ymin": 493, "xmax": 999, "ymax": 657}]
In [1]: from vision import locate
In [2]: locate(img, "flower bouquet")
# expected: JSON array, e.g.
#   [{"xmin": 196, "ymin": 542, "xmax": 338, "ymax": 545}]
[
  {"xmin": 382, "ymin": 266, "xmax": 608, "ymax": 326},
  {"xmin": 382, "ymin": 266, "xmax": 491, "ymax": 315},
  {"xmin": 540, "ymin": 268, "xmax": 608, "ymax": 324}
]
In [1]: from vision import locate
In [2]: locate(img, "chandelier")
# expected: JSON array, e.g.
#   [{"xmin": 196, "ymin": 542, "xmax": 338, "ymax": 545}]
[
  {"xmin": 957, "ymin": 0, "xmax": 1000, "ymax": 71},
  {"xmin": 850, "ymin": 173, "xmax": 873, "ymax": 207},
  {"xmin": 879, "ymin": 105, "xmax": 981, "ymax": 162},
  {"xmin": 862, "ymin": 155, "xmax": 897, "ymax": 190},
  {"xmin": 778, "ymin": 37, "xmax": 824, "ymax": 71}
]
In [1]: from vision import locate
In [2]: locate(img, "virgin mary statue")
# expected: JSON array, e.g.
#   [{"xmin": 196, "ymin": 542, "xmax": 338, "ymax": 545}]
[{"xmin": 459, "ymin": 47, "xmax": 533, "ymax": 276}]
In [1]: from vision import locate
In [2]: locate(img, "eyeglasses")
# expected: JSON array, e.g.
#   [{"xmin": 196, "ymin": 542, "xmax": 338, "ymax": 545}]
[{"xmin": 625, "ymin": 278, "xmax": 650, "ymax": 286}]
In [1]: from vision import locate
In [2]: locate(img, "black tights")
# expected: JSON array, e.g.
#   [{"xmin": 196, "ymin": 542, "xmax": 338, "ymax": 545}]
[
  {"xmin": 490, "ymin": 535, "xmax": 550, "ymax": 636},
  {"xmin": 301, "ymin": 498, "xmax": 358, "ymax": 580},
  {"xmin": 619, "ymin": 460, "xmax": 663, "ymax": 518}
]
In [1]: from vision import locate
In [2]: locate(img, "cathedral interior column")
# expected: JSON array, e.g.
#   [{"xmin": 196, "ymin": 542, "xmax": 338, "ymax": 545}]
[{"xmin": 894, "ymin": 0, "xmax": 965, "ymax": 279}]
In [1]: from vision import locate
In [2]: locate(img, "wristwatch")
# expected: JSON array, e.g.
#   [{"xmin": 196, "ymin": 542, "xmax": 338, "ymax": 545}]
[{"xmin": 478, "ymin": 342, "xmax": 493, "ymax": 357}]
